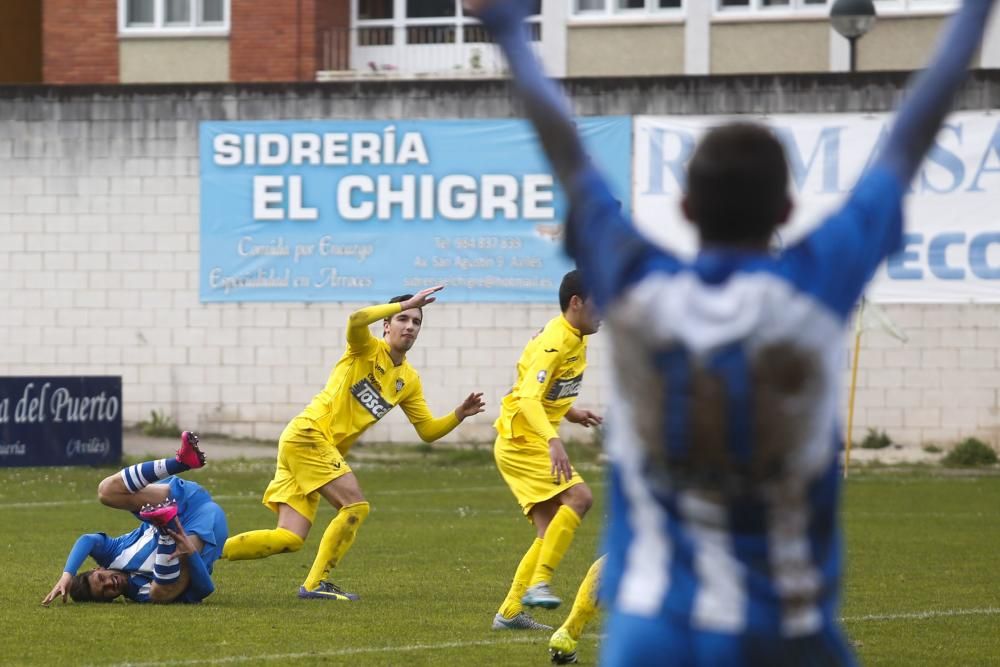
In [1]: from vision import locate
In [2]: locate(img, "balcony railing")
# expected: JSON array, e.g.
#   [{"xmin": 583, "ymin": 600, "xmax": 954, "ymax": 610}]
[{"xmin": 317, "ymin": 24, "xmax": 542, "ymax": 80}]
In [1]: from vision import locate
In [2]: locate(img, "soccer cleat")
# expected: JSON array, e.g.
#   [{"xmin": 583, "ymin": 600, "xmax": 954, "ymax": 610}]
[
  {"xmin": 297, "ymin": 581, "xmax": 360, "ymax": 601},
  {"xmin": 175, "ymin": 431, "xmax": 206, "ymax": 469},
  {"xmin": 491, "ymin": 612, "xmax": 553, "ymax": 631},
  {"xmin": 522, "ymin": 582, "xmax": 562, "ymax": 609},
  {"xmin": 549, "ymin": 627, "xmax": 579, "ymax": 664},
  {"xmin": 140, "ymin": 499, "xmax": 178, "ymax": 529}
]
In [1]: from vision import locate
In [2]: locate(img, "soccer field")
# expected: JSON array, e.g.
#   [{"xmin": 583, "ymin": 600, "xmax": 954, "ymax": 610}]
[{"xmin": 3, "ymin": 451, "xmax": 999, "ymax": 666}]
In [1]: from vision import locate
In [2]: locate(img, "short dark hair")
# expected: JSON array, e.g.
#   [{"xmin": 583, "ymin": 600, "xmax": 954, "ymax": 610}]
[
  {"xmin": 559, "ymin": 270, "xmax": 587, "ymax": 312},
  {"xmin": 68, "ymin": 570, "xmax": 110, "ymax": 603},
  {"xmin": 386, "ymin": 294, "xmax": 421, "ymax": 320},
  {"xmin": 686, "ymin": 123, "xmax": 789, "ymax": 246}
]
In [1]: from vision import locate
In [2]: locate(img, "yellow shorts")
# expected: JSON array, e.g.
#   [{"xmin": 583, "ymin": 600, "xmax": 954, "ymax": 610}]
[
  {"xmin": 494, "ymin": 434, "xmax": 584, "ymax": 518},
  {"xmin": 261, "ymin": 417, "xmax": 352, "ymax": 523}
]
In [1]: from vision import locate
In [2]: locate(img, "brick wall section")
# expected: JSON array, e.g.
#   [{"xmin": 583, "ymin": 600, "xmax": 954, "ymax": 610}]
[
  {"xmin": 0, "ymin": 83, "xmax": 998, "ymax": 447},
  {"xmin": 42, "ymin": 0, "xmax": 118, "ymax": 84},
  {"xmin": 231, "ymin": 0, "xmax": 324, "ymax": 82}
]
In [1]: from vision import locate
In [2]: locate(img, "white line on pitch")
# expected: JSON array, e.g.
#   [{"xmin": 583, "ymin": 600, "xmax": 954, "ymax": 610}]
[{"xmin": 842, "ymin": 607, "xmax": 1000, "ymax": 622}]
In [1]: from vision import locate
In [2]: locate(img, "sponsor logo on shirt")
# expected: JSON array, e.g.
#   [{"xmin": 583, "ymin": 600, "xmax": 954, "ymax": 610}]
[
  {"xmin": 537, "ymin": 370, "xmax": 548, "ymax": 384},
  {"xmin": 350, "ymin": 378, "xmax": 393, "ymax": 420},
  {"xmin": 374, "ymin": 363, "xmax": 386, "ymax": 375},
  {"xmin": 545, "ymin": 373, "xmax": 584, "ymax": 401}
]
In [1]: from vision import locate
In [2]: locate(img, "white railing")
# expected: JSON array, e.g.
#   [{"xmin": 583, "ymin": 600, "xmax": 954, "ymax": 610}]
[{"xmin": 317, "ymin": 24, "xmax": 542, "ymax": 80}]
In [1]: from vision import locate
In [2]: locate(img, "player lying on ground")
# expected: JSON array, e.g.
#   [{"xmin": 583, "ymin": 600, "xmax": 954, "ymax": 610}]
[
  {"xmin": 470, "ymin": 0, "xmax": 998, "ymax": 664},
  {"xmin": 222, "ymin": 287, "xmax": 486, "ymax": 601},
  {"xmin": 491, "ymin": 270, "xmax": 603, "ymax": 631},
  {"xmin": 42, "ymin": 432, "xmax": 228, "ymax": 604}
]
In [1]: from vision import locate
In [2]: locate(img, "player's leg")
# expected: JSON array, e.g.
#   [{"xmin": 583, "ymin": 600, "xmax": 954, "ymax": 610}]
[
  {"xmin": 97, "ymin": 431, "xmax": 205, "ymax": 512},
  {"xmin": 298, "ymin": 472, "xmax": 368, "ymax": 600},
  {"xmin": 549, "ymin": 555, "xmax": 604, "ymax": 664},
  {"xmin": 222, "ymin": 426, "xmax": 321, "ymax": 561},
  {"xmin": 494, "ymin": 497, "xmax": 557, "ymax": 628},
  {"xmin": 524, "ymin": 482, "xmax": 593, "ymax": 608}
]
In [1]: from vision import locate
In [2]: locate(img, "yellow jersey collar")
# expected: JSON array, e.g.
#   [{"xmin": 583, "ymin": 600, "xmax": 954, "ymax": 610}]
[{"xmin": 559, "ymin": 314, "xmax": 582, "ymax": 339}]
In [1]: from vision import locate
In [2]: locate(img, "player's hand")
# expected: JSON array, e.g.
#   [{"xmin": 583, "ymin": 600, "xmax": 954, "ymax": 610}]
[
  {"xmin": 42, "ymin": 572, "xmax": 73, "ymax": 606},
  {"xmin": 166, "ymin": 518, "xmax": 197, "ymax": 557},
  {"xmin": 566, "ymin": 407, "xmax": 603, "ymax": 428},
  {"xmin": 401, "ymin": 286, "xmax": 444, "ymax": 311},
  {"xmin": 548, "ymin": 438, "xmax": 573, "ymax": 484},
  {"xmin": 455, "ymin": 392, "xmax": 486, "ymax": 420}
]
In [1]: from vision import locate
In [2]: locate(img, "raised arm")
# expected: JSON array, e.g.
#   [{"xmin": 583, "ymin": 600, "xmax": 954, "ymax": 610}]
[
  {"xmin": 877, "ymin": 0, "xmax": 998, "ymax": 184},
  {"xmin": 469, "ymin": 0, "xmax": 587, "ymax": 190},
  {"xmin": 346, "ymin": 286, "xmax": 444, "ymax": 350}
]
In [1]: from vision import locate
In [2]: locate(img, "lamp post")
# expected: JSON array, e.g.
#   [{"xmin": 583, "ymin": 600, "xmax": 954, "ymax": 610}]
[{"xmin": 831, "ymin": 0, "xmax": 877, "ymax": 72}]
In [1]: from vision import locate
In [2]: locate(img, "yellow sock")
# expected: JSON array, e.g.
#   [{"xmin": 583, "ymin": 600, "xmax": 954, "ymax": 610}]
[
  {"xmin": 302, "ymin": 501, "xmax": 370, "ymax": 590},
  {"xmin": 498, "ymin": 538, "xmax": 543, "ymax": 619},
  {"xmin": 529, "ymin": 505, "xmax": 581, "ymax": 587},
  {"xmin": 561, "ymin": 555, "xmax": 605, "ymax": 639},
  {"xmin": 222, "ymin": 527, "xmax": 304, "ymax": 561}
]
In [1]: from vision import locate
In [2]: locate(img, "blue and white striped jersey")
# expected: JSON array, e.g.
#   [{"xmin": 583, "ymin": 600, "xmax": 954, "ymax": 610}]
[
  {"xmin": 568, "ymin": 163, "xmax": 904, "ymax": 637},
  {"xmin": 87, "ymin": 525, "xmax": 158, "ymax": 602}
]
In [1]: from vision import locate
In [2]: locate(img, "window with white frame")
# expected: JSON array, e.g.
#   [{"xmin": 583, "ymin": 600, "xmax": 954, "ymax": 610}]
[
  {"xmin": 355, "ymin": 0, "xmax": 542, "ymax": 45},
  {"xmin": 873, "ymin": 0, "xmax": 959, "ymax": 13},
  {"xmin": 573, "ymin": 0, "xmax": 683, "ymax": 16},
  {"xmin": 716, "ymin": 0, "xmax": 829, "ymax": 12},
  {"xmin": 120, "ymin": 0, "xmax": 228, "ymax": 35},
  {"xmin": 716, "ymin": 0, "xmax": 957, "ymax": 12}
]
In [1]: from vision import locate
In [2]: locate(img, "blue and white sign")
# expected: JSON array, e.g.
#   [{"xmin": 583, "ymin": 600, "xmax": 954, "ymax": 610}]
[
  {"xmin": 635, "ymin": 112, "xmax": 1000, "ymax": 303},
  {"xmin": 199, "ymin": 118, "xmax": 632, "ymax": 302},
  {"xmin": 0, "ymin": 377, "xmax": 122, "ymax": 468}
]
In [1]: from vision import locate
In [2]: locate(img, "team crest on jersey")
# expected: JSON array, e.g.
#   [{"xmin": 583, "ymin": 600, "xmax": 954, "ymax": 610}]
[
  {"xmin": 350, "ymin": 378, "xmax": 393, "ymax": 420},
  {"xmin": 537, "ymin": 370, "xmax": 547, "ymax": 384},
  {"xmin": 545, "ymin": 373, "xmax": 583, "ymax": 401},
  {"xmin": 395, "ymin": 378, "xmax": 405, "ymax": 392}
]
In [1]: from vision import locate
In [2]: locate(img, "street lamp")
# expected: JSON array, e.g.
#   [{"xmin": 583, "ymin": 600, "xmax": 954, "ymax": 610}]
[{"xmin": 831, "ymin": 0, "xmax": 877, "ymax": 72}]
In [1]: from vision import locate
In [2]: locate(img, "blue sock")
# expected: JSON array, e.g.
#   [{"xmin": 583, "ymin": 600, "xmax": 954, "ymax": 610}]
[{"xmin": 119, "ymin": 458, "xmax": 188, "ymax": 493}]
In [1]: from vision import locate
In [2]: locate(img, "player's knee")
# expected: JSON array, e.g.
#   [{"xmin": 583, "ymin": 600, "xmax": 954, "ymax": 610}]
[
  {"xmin": 566, "ymin": 484, "xmax": 593, "ymax": 517},
  {"xmin": 96, "ymin": 476, "xmax": 117, "ymax": 506}
]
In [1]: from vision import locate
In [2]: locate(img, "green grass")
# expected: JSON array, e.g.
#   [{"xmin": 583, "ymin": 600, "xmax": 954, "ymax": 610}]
[{"xmin": 2, "ymin": 458, "xmax": 999, "ymax": 665}]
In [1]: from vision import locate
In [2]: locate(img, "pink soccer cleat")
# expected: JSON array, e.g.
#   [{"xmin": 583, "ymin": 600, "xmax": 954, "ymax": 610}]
[
  {"xmin": 175, "ymin": 431, "xmax": 206, "ymax": 469},
  {"xmin": 140, "ymin": 499, "xmax": 179, "ymax": 528}
]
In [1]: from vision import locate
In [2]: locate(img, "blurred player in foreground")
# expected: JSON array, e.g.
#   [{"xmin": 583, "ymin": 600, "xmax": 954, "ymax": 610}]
[
  {"xmin": 470, "ymin": 0, "xmax": 998, "ymax": 663},
  {"xmin": 491, "ymin": 270, "xmax": 603, "ymax": 631},
  {"xmin": 43, "ymin": 432, "xmax": 225, "ymax": 604},
  {"xmin": 223, "ymin": 286, "xmax": 486, "ymax": 601}
]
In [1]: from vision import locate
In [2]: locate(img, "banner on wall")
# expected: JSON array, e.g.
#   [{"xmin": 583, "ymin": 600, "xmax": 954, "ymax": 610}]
[
  {"xmin": 0, "ymin": 377, "xmax": 122, "ymax": 468},
  {"xmin": 199, "ymin": 118, "xmax": 632, "ymax": 303},
  {"xmin": 634, "ymin": 112, "xmax": 1000, "ymax": 303}
]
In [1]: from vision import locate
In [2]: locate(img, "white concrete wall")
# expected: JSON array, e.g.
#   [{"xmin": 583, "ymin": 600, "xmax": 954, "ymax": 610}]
[{"xmin": 0, "ymin": 88, "xmax": 997, "ymax": 449}]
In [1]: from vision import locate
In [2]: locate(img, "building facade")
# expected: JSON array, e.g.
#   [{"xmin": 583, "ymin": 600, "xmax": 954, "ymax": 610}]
[{"xmin": 3, "ymin": 1, "xmax": 1000, "ymax": 85}]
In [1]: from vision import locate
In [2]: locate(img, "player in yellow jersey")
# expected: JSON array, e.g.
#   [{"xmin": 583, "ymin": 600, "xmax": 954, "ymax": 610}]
[
  {"xmin": 492, "ymin": 270, "xmax": 603, "ymax": 631},
  {"xmin": 222, "ymin": 286, "xmax": 486, "ymax": 600}
]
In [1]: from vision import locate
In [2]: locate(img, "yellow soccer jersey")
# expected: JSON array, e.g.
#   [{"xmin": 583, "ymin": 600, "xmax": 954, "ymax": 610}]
[
  {"xmin": 495, "ymin": 314, "xmax": 588, "ymax": 442},
  {"xmin": 298, "ymin": 303, "xmax": 456, "ymax": 454}
]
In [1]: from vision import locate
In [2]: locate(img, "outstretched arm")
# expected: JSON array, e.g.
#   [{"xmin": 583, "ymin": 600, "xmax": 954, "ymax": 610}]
[
  {"xmin": 42, "ymin": 533, "xmax": 106, "ymax": 605},
  {"xmin": 877, "ymin": 0, "xmax": 998, "ymax": 184},
  {"xmin": 468, "ymin": 1, "xmax": 587, "ymax": 191}
]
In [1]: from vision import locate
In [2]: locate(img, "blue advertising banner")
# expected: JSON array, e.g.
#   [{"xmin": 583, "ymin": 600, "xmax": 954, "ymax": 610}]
[
  {"xmin": 0, "ymin": 377, "xmax": 122, "ymax": 468},
  {"xmin": 199, "ymin": 117, "xmax": 632, "ymax": 302}
]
